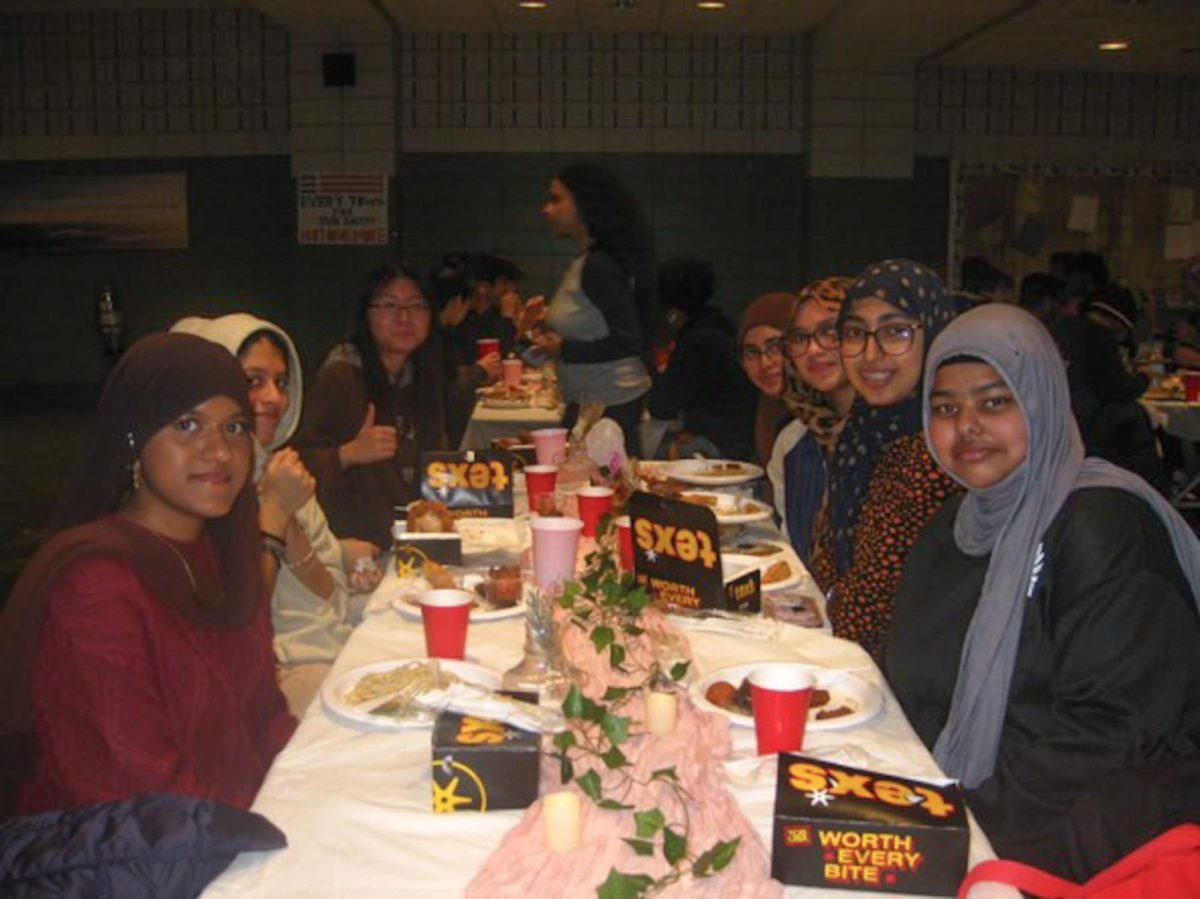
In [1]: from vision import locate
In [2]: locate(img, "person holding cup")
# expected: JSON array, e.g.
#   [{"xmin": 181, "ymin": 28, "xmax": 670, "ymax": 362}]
[
  {"xmin": 294, "ymin": 262, "xmax": 448, "ymax": 548},
  {"xmin": 887, "ymin": 303, "xmax": 1200, "ymax": 878}
]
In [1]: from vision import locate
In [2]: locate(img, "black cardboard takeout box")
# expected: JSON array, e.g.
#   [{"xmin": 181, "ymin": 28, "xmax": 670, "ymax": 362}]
[
  {"xmin": 771, "ymin": 754, "xmax": 968, "ymax": 895},
  {"xmin": 431, "ymin": 693, "xmax": 540, "ymax": 813}
]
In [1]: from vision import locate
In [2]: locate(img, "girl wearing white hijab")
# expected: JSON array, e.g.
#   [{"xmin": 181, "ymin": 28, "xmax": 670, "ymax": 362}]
[
  {"xmin": 886, "ymin": 304, "xmax": 1200, "ymax": 876},
  {"xmin": 173, "ymin": 314, "xmax": 381, "ymax": 715}
]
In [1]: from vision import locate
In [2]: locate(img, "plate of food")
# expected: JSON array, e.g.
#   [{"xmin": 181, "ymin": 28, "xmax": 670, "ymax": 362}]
[
  {"xmin": 678, "ymin": 491, "xmax": 774, "ymax": 525},
  {"xmin": 692, "ymin": 663, "xmax": 883, "ymax": 732},
  {"xmin": 322, "ymin": 658, "xmax": 501, "ymax": 730},
  {"xmin": 722, "ymin": 553, "xmax": 803, "ymax": 592},
  {"xmin": 722, "ymin": 539, "xmax": 788, "ymax": 558},
  {"xmin": 390, "ymin": 563, "xmax": 526, "ymax": 623},
  {"xmin": 478, "ymin": 384, "xmax": 534, "ymax": 409},
  {"xmin": 662, "ymin": 459, "xmax": 765, "ymax": 486}
]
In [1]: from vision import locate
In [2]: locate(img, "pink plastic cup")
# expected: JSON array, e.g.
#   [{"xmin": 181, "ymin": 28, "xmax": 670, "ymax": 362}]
[
  {"xmin": 1185, "ymin": 372, "xmax": 1200, "ymax": 403},
  {"xmin": 616, "ymin": 515, "xmax": 634, "ymax": 571},
  {"xmin": 502, "ymin": 357, "xmax": 524, "ymax": 388},
  {"xmin": 531, "ymin": 427, "xmax": 568, "ymax": 465},
  {"xmin": 419, "ymin": 589, "xmax": 473, "ymax": 659},
  {"xmin": 476, "ymin": 338, "xmax": 501, "ymax": 361},
  {"xmin": 530, "ymin": 516, "xmax": 584, "ymax": 589},
  {"xmin": 748, "ymin": 663, "xmax": 815, "ymax": 755},
  {"xmin": 576, "ymin": 486, "xmax": 614, "ymax": 538},
  {"xmin": 524, "ymin": 464, "xmax": 558, "ymax": 513}
]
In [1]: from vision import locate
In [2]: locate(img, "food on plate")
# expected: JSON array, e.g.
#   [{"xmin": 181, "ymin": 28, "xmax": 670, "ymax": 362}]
[
  {"xmin": 484, "ymin": 564, "xmax": 523, "ymax": 607},
  {"xmin": 704, "ymin": 678, "xmax": 848, "ymax": 719},
  {"xmin": 765, "ymin": 593, "xmax": 824, "ymax": 628},
  {"xmin": 342, "ymin": 661, "xmax": 461, "ymax": 712},
  {"xmin": 408, "ymin": 500, "xmax": 455, "ymax": 534},
  {"xmin": 421, "ymin": 559, "xmax": 459, "ymax": 590},
  {"xmin": 762, "ymin": 560, "xmax": 792, "ymax": 585},
  {"xmin": 692, "ymin": 462, "xmax": 749, "ymax": 478},
  {"xmin": 534, "ymin": 492, "xmax": 562, "ymax": 517},
  {"xmin": 681, "ymin": 492, "xmax": 721, "ymax": 508}
]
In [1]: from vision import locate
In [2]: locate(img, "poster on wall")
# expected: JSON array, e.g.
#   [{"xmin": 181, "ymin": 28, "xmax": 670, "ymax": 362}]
[
  {"xmin": 297, "ymin": 172, "xmax": 388, "ymax": 245},
  {"xmin": 0, "ymin": 173, "xmax": 188, "ymax": 253}
]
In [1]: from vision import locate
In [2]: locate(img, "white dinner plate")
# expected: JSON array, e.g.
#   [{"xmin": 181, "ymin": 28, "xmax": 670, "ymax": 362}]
[
  {"xmin": 322, "ymin": 658, "xmax": 501, "ymax": 731},
  {"xmin": 722, "ymin": 553, "xmax": 803, "ymax": 592},
  {"xmin": 661, "ymin": 459, "xmax": 765, "ymax": 486},
  {"xmin": 691, "ymin": 663, "xmax": 883, "ymax": 732},
  {"xmin": 678, "ymin": 490, "xmax": 774, "ymax": 525},
  {"xmin": 389, "ymin": 573, "xmax": 526, "ymax": 623}
]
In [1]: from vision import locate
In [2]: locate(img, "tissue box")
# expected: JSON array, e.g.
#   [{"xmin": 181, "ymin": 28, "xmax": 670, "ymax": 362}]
[
  {"xmin": 771, "ymin": 755, "xmax": 968, "ymax": 895},
  {"xmin": 431, "ymin": 694, "xmax": 540, "ymax": 813}
]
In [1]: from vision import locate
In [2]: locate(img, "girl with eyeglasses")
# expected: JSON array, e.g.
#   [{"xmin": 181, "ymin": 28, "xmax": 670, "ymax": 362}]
[
  {"xmin": 293, "ymin": 261, "xmax": 448, "ymax": 548},
  {"xmin": 737, "ymin": 293, "xmax": 795, "ymax": 469},
  {"xmin": 777, "ymin": 277, "xmax": 856, "ymax": 565},
  {"xmin": 809, "ymin": 259, "xmax": 960, "ymax": 662}
]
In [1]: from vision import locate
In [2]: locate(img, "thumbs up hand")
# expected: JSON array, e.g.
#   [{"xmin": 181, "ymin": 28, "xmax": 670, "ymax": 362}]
[{"xmin": 339, "ymin": 402, "xmax": 399, "ymax": 468}]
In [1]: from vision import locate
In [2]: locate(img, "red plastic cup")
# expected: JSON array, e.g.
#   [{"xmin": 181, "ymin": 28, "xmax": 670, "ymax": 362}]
[
  {"xmin": 531, "ymin": 427, "xmax": 568, "ymax": 465},
  {"xmin": 524, "ymin": 464, "xmax": 558, "ymax": 512},
  {"xmin": 748, "ymin": 663, "xmax": 815, "ymax": 755},
  {"xmin": 502, "ymin": 357, "xmax": 523, "ymax": 388},
  {"xmin": 530, "ymin": 516, "xmax": 584, "ymax": 589},
  {"xmin": 576, "ymin": 486, "xmax": 614, "ymax": 538},
  {"xmin": 419, "ymin": 589, "xmax": 473, "ymax": 659},
  {"xmin": 476, "ymin": 338, "xmax": 501, "ymax": 361},
  {"xmin": 1185, "ymin": 372, "xmax": 1200, "ymax": 403},
  {"xmin": 617, "ymin": 515, "xmax": 634, "ymax": 570}
]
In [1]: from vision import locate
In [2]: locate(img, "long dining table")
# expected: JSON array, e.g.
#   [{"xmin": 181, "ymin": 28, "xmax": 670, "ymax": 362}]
[{"xmin": 205, "ymin": 509, "xmax": 1016, "ymax": 899}]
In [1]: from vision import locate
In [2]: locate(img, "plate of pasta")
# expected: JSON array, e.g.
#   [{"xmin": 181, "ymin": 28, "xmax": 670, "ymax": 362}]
[{"xmin": 322, "ymin": 658, "xmax": 501, "ymax": 730}]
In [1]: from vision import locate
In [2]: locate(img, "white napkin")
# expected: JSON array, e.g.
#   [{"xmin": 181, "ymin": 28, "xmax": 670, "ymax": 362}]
[
  {"xmin": 418, "ymin": 683, "xmax": 566, "ymax": 733},
  {"xmin": 667, "ymin": 612, "xmax": 781, "ymax": 641}
]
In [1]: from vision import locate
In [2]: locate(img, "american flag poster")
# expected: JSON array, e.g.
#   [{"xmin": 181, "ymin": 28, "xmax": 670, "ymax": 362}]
[{"xmin": 296, "ymin": 172, "xmax": 389, "ymax": 245}]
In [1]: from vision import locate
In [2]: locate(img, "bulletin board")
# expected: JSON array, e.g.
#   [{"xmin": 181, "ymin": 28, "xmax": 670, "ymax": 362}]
[{"xmin": 951, "ymin": 161, "xmax": 1200, "ymax": 307}]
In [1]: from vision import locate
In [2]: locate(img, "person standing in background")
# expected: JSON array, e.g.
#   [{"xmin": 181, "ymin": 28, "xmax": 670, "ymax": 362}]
[{"xmin": 531, "ymin": 163, "xmax": 657, "ymax": 457}]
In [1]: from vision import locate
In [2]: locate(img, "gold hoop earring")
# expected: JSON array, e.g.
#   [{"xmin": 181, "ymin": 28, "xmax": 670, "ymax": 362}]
[{"xmin": 131, "ymin": 459, "xmax": 143, "ymax": 492}]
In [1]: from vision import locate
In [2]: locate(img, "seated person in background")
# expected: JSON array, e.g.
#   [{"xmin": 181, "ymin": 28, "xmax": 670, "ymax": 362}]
[
  {"xmin": 646, "ymin": 256, "xmax": 757, "ymax": 461},
  {"xmin": 955, "ymin": 256, "xmax": 1014, "ymax": 312},
  {"xmin": 737, "ymin": 292, "xmax": 796, "ymax": 470},
  {"xmin": 810, "ymin": 259, "xmax": 960, "ymax": 662},
  {"xmin": 779, "ymin": 276, "xmax": 856, "ymax": 565},
  {"xmin": 172, "ymin": 314, "xmax": 380, "ymax": 715},
  {"xmin": 1017, "ymin": 271, "xmax": 1062, "ymax": 324},
  {"xmin": 0, "ymin": 333, "xmax": 295, "ymax": 817},
  {"xmin": 887, "ymin": 303, "xmax": 1200, "ymax": 879},
  {"xmin": 1054, "ymin": 250, "xmax": 1109, "ymax": 319},
  {"xmin": 1052, "ymin": 282, "xmax": 1163, "ymax": 490},
  {"xmin": 293, "ymin": 261, "xmax": 448, "ymax": 548},
  {"xmin": 450, "ymin": 252, "xmax": 516, "ymax": 371}
]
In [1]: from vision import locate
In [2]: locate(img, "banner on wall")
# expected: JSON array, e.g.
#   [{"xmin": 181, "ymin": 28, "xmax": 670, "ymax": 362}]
[
  {"xmin": 0, "ymin": 173, "xmax": 188, "ymax": 252},
  {"xmin": 297, "ymin": 172, "xmax": 388, "ymax": 245}
]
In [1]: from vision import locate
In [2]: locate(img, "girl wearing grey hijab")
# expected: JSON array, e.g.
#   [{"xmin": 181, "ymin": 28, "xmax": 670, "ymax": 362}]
[{"xmin": 886, "ymin": 303, "xmax": 1200, "ymax": 875}]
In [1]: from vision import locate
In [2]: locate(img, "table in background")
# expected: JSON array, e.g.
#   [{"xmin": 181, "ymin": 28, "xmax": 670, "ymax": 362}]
[
  {"xmin": 206, "ymin": 567, "xmax": 1014, "ymax": 897},
  {"xmin": 459, "ymin": 400, "xmax": 564, "ymax": 450},
  {"xmin": 1140, "ymin": 397, "xmax": 1200, "ymax": 509}
]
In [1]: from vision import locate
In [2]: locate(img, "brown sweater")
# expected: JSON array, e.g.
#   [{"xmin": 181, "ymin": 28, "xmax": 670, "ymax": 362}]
[
  {"xmin": 293, "ymin": 357, "xmax": 442, "ymax": 547},
  {"xmin": 813, "ymin": 433, "xmax": 960, "ymax": 662}
]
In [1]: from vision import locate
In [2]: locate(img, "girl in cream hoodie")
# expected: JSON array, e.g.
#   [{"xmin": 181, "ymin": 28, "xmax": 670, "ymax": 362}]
[{"xmin": 172, "ymin": 314, "xmax": 381, "ymax": 715}]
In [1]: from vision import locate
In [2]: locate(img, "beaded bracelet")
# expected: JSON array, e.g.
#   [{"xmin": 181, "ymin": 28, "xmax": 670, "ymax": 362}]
[{"xmin": 286, "ymin": 546, "xmax": 317, "ymax": 570}]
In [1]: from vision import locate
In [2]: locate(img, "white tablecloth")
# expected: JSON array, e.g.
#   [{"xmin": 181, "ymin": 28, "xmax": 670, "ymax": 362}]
[
  {"xmin": 458, "ymin": 402, "xmax": 565, "ymax": 450},
  {"xmin": 1140, "ymin": 398, "xmax": 1200, "ymax": 442},
  {"xmin": 206, "ymin": 525, "xmax": 1014, "ymax": 898}
]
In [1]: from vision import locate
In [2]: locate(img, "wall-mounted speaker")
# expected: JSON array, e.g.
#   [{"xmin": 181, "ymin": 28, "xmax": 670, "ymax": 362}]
[{"xmin": 322, "ymin": 53, "xmax": 356, "ymax": 88}]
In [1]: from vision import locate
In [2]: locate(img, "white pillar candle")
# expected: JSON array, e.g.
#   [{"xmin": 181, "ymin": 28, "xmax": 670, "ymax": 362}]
[
  {"xmin": 644, "ymin": 689, "xmax": 678, "ymax": 736},
  {"xmin": 543, "ymin": 790, "xmax": 583, "ymax": 852}
]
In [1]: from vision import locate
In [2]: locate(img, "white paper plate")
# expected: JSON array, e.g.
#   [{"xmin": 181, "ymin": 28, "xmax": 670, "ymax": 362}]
[
  {"xmin": 678, "ymin": 491, "xmax": 774, "ymax": 525},
  {"xmin": 389, "ymin": 574, "xmax": 526, "ymax": 623},
  {"xmin": 691, "ymin": 663, "xmax": 883, "ymax": 732},
  {"xmin": 662, "ymin": 459, "xmax": 765, "ymax": 486},
  {"xmin": 322, "ymin": 658, "xmax": 501, "ymax": 731},
  {"xmin": 722, "ymin": 553, "xmax": 803, "ymax": 592}
]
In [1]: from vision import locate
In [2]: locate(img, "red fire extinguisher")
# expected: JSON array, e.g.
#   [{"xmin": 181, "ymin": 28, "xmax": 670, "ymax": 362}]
[{"xmin": 96, "ymin": 284, "xmax": 124, "ymax": 355}]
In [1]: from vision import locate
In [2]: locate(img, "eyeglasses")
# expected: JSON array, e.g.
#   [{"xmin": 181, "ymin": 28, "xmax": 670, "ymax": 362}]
[
  {"xmin": 739, "ymin": 338, "xmax": 784, "ymax": 364},
  {"xmin": 369, "ymin": 300, "xmax": 431, "ymax": 319},
  {"xmin": 784, "ymin": 324, "xmax": 839, "ymax": 356},
  {"xmin": 837, "ymin": 322, "xmax": 922, "ymax": 358}
]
